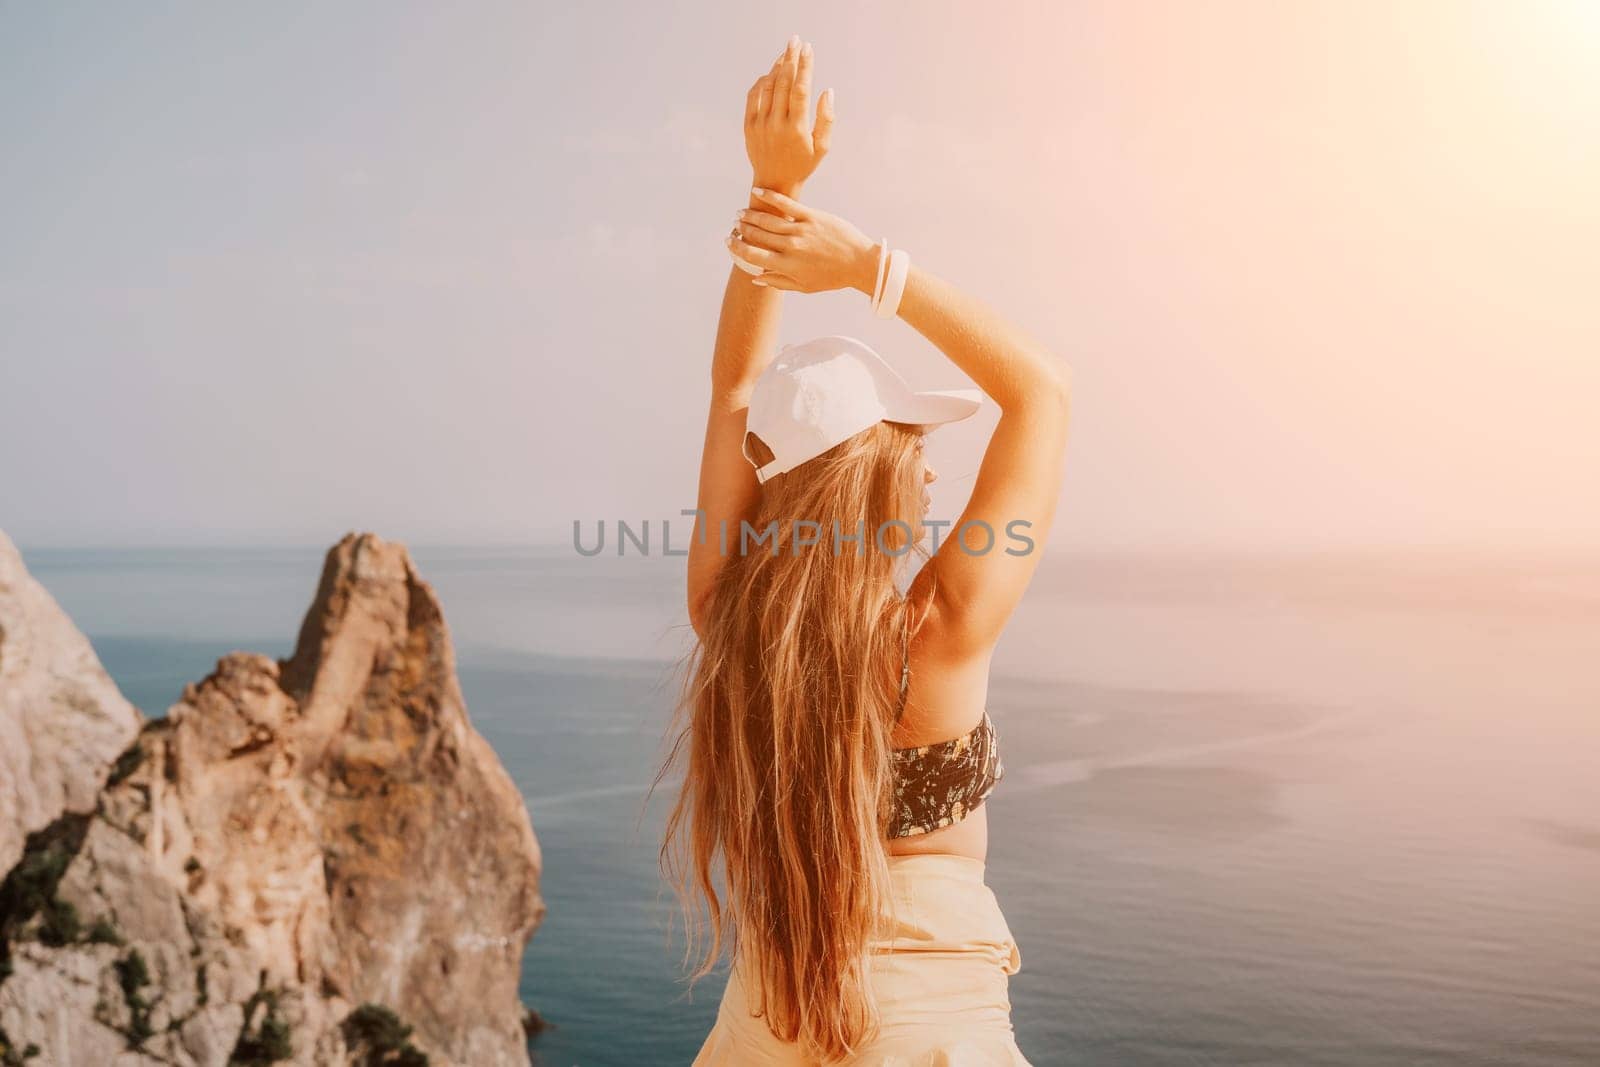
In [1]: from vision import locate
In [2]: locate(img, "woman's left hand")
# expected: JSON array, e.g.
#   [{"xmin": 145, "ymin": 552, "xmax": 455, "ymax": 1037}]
[
  {"xmin": 726, "ymin": 188, "xmax": 879, "ymax": 294},
  {"xmin": 744, "ymin": 36, "xmax": 834, "ymax": 194}
]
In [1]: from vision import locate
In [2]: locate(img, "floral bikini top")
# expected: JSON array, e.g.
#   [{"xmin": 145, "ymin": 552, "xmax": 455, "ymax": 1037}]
[{"xmin": 887, "ymin": 615, "xmax": 1005, "ymax": 839}]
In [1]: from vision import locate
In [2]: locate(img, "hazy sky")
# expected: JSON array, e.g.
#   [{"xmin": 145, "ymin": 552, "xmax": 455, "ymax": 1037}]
[{"xmin": 2, "ymin": 2, "xmax": 1595, "ymax": 551}]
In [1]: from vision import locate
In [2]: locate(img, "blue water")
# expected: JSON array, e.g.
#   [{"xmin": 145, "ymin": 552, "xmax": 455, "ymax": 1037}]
[{"xmin": 19, "ymin": 544, "xmax": 1600, "ymax": 1066}]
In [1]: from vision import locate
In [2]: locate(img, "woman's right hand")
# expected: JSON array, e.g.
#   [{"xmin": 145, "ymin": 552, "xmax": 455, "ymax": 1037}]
[
  {"xmin": 744, "ymin": 37, "xmax": 834, "ymax": 196},
  {"xmin": 727, "ymin": 187, "xmax": 880, "ymax": 295}
]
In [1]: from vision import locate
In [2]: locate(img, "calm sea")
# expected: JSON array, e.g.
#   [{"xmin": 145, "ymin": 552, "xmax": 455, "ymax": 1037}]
[{"xmin": 18, "ymin": 544, "xmax": 1600, "ymax": 1067}]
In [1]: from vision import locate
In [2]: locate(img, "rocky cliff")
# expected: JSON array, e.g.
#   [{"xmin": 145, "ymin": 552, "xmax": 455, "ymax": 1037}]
[
  {"xmin": 0, "ymin": 531, "xmax": 143, "ymax": 879},
  {"xmin": 0, "ymin": 533, "xmax": 545, "ymax": 1066}
]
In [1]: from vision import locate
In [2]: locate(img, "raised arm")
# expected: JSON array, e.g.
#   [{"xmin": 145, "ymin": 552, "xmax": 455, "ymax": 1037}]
[
  {"xmin": 686, "ymin": 38, "xmax": 836, "ymax": 637},
  {"xmin": 884, "ymin": 266, "xmax": 1072, "ymax": 653},
  {"xmin": 730, "ymin": 188, "xmax": 1072, "ymax": 654}
]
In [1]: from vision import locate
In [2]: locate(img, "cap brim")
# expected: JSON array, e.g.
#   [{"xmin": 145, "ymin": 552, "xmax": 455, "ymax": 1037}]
[{"xmin": 886, "ymin": 388, "xmax": 983, "ymax": 428}]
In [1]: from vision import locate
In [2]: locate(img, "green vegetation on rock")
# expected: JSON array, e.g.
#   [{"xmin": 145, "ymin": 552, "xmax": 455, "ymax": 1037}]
[{"xmin": 341, "ymin": 1003, "xmax": 431, "ymax": 1066}]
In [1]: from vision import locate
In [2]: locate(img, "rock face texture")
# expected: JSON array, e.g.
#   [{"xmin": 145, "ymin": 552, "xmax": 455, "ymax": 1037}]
[
  {"xmin": 0, "ymin": 532, "xmax": 545, "ymax": 1066},
  {"xmin": 0, "ymin": 530, "xmax": 144, "ymax": 877}
]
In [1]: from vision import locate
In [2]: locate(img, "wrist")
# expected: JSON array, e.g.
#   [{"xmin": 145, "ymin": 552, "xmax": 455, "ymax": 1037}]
[
  {"xmin": 848, "ymin": 236, "xmax": 882, "ymax": 297},
  {"xmin": 750, "ymin": 175, "xmax": 802, "ymax": 203}
]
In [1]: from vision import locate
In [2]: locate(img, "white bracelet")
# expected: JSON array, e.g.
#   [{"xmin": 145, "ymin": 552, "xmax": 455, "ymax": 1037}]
[
  {"xmin": 870, "ymin": 238, "xmax": 889, "ymax": 312},
  {"xmin": 874, "ymin": 248, "xmax": 910, "ymax": 319}
]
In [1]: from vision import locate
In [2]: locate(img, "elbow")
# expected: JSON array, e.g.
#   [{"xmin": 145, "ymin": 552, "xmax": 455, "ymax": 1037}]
[
  {"xmin": 998, "ymin": 351, "xmax": 1072, "ymax": 417},
  {"xmin": 1032, "ymin": 359, "xmax": 1073, "ymax": 420},
  {"xmin": 1034, "ymin": 363, "xmax": 1073, "ymax": 452},
  {"xmin": 1048, "ymin": 364, "xmax": 1072, "ymax": 413},
  {"xmin": 1046, "ymin": 348, "xmax": 1073, "ymax": 397}
]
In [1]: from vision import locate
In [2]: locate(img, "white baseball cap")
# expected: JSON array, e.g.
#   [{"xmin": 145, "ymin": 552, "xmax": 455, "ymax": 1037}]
[{"xmin": 741, "ymin": 335, "xmax": 983, "ymax": 484}]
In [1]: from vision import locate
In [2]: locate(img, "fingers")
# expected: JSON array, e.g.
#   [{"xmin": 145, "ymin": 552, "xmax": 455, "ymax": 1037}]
[
  {"xmin": 751, "ymin": 272, "xmax": 800, "ymax": 291},
  {"xmin": 790, "ymin": 40, "xmax": 813, "ymax": 121},
  {"xmin": 750, "ymin": 186, "xmax": 811, "ymax": 219},
  {"xmin": 725, "ymin": 232, "xmax": 785, "ymax": 272},
  {"xmin": 758, "ymin": 67, "xmax": 777, "ymax": 122},
  {"xmin": 759, "ymin": 47, "xmax": 785, "ymax": 122},
  {"xmin": 734, "ymin": 220, "xmax": 796, "ymax": 253},
  {"xmin": 726, "ymin": 227, "xmax": 764, "ymax": 275},
  {"xmin": 736, "ymin": 209, "xmax": 801, "ymax": 236},
  {"xmin": 773, "ymin": 36, "xmax": 799, "ymax": 121},
  {"xmin": 812, "ymin": 87, "xmax": 835, "ymax": 156},
  {"xmin": 745, "ymin": 76, "xmax": 764, "ymax": 130}
]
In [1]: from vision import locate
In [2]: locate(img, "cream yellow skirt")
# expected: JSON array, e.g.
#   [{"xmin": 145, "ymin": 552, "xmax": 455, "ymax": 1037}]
[{"xmin": 691, "ymin": 853, "xmax": 1030, "ymax": 1066}]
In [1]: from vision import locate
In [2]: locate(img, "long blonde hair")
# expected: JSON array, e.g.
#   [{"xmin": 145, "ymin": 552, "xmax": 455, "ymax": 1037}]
[{"xmin": 657, "ymin": 418, "xmax": 931, "ymax": 1061}]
